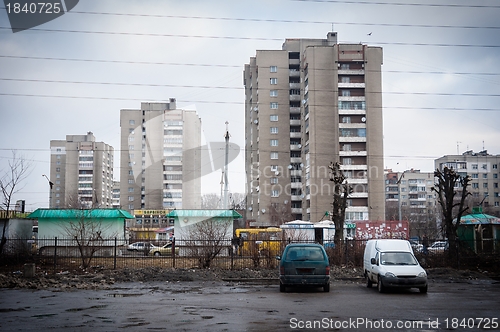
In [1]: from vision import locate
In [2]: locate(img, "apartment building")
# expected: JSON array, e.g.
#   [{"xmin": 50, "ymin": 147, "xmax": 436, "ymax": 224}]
[
  {"xmin": 435, "ymin": 150, "xmax": 500, "ymax": 215},
  {"xmin": 385, "ymin": 169, "xmax": 438, "ymax": 237},
  {"xmin": 49, "ymin": 132, "xmax": 114, "ymax": 208},
  {"xmin": 120, "ymin": 99, "xmax": 202, "ymax": 212},
  {"xmin": 244, "ymin": 32, "xmax": 385, "ymax": 226}
]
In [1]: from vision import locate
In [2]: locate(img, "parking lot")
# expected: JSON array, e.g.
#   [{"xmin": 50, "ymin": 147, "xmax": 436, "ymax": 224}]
[{"xmin": 1, "ymin": 278, "xmax": 499, "ymax": 331}]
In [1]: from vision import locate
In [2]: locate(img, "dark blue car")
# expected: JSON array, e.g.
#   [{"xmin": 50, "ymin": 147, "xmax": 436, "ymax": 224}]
[{"xmin": 277, "ymin": 243, "xmax": 331, "ymax": 292}]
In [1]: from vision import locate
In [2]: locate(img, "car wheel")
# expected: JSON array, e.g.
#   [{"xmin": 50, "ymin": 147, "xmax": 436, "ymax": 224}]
[
  {"xmin": 419, "ymin": 285, "xmax": 428, "ymax": 294},
  {"xmin": 366, "ymin": 275, "xmax": 373, "ymax": 288},
  {"xmin": 279, "ymin": 283, "xmax": 286, "ymax": 293},
  {"xmin": 154, "ymin": 252, "xmax": 161, "ymax": 256},
  {"xmin": 377, "ymin": 276, "xmax": 385, "ymax": 293},
  {"xmin": 323, "ymin": 283, "xmax": 330, "ymax": 292}
]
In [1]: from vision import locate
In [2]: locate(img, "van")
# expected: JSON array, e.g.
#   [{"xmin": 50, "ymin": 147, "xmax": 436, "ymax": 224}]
[
  {"xmin": 364, "ymin": 239, "xmax": 427, "ymax": 293},
  {"xmin": 277, "ymin": 243, "xmax": 330, "ymax": 292}
]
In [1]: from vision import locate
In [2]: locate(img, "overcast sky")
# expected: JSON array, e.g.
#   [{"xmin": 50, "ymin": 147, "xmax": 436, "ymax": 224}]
[{"xmin": 0, "ymin": 0, "xmax": 499, "ymax": 211}]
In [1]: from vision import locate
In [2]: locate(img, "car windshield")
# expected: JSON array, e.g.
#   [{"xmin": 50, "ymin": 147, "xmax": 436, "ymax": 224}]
[
  {"xmin": 286, "ymin": 247, "xmax": 324, "ymax": 261},
  {"xmin": 380, "ymin": 252, "xmax": 417, "ymax": 265}
]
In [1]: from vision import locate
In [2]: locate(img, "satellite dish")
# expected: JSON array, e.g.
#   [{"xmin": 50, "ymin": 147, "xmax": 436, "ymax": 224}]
[
  {"xmin": 248, "ymin": 207, "xmax": 252, "ymax": 211},
  {"xmin": 297, "ymin": 144, "xmax": 302, "ymax": 148},
  {"xmin": 254, "ymin": 119, "xmax": 258, "ymax": 124},
  {"xmin": 302, "ymin": 99, "xmax": 307, "ymax": 105},
  {"xmin": 284, "ymin": 200, "xmax": 289, "ymax": 204},
  {"xmin": 287, "ymin": 165, "xmax": 293, "ymax": 170},
  {"xmin": 361, "ymin": 117, "xmax": 366, "ymax": 122},
  {"xmin": 300, "ymin": 163, "xmax": 304, "ymax": 168},
  {"xmin": 255, "ymin": 186, "xmax": 259, "ymax": 192},
  {"xmin": 254, "ymin": 107, "xmax": 259, "ymax": 112},
  {"xmin": 261, "ymin": 209, "xmax": 266, "ymax": 214},
  {"xmin": 275, "ymin": 171, "xmax": 280, "ymax": 176}
]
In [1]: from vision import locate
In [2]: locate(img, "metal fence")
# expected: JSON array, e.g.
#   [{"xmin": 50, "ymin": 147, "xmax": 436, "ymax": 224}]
[{"xmin": 1, "ymin": 237, "xmax": 499, "ymax": 274}]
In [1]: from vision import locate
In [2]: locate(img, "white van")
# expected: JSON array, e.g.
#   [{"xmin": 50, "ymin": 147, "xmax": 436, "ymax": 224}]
[{"xmin": 364, "ymin": 239, "xmax": 427, "ymax": 293}]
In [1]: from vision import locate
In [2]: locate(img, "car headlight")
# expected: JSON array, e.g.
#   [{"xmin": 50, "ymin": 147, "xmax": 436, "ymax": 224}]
[
  {"xmin": 418, "ymin": 272, "xmax": 427, "ymax": 278},
  {"xmin": 385, "ymin": 272, "xmax": 396, "ymax": 278}
]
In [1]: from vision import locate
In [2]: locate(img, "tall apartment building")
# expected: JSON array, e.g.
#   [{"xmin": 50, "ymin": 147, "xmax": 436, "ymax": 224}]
[
  {"xmin": 49, "ymin": 132, "xmax": 114, "ymax": 208},
  {"xmin": 120, "ymin": 99, "xmax": 202, "ymax": 212},
  {"xmin": 385, "ymin": 169, "xmax": 438, "ymax": 237},
  {"xmin": 435, "ymin": 150, "xmax": 500, "ymax": 215},
  {"xmin": 244, "ymin": 32, "xmax": 385, "ymax": 226}
]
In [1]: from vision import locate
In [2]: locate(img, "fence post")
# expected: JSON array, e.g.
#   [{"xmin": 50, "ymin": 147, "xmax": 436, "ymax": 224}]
[
  {"xmin": 172, "ymin": 237, "xmax": 176, "ymax": 269},
  {"xmin": 230, "ymin": 245, "xmax": 234, "ymax": 270},
  {"xmin": 53, "ymin": 237, "xmax": 57, "ymax": 275},
  {"xmin": 113, "ymin": 237, "xmax": 117, "ymax": 270}
]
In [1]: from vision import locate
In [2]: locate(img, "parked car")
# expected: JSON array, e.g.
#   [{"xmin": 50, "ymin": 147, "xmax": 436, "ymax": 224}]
[
  {"xmin": 149, "ymin": 242, "xmax": 179, "ymax": 256},
  {"xmin": 364, "ymin": 239, "xmax": 428, "ymax": 293},
  {"xmin": 427, "ymin": 241, "xmax": 448, "ymax": 253},
  {"xmin": 410, "ymin": 240, "xmax": 423, "ymax": 253},
  {"xmin": 276, "ymin": 243, "xmax": 330, "ymax": 293},
  {"xmin": 127, "ymin": 242, "xmax": 156, "ymax": 252}
]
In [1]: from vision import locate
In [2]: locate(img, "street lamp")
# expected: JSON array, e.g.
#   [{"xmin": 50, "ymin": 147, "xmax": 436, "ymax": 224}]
[
  {"xmin": 397, "ymin": 171, "xmax": 406, "ymax": 222},
  {"xmin": 42, "ymin": 174, "xmax": 54, "ymax": 207}
]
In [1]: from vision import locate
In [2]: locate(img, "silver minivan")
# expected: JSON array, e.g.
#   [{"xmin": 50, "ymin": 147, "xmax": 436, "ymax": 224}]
[{"xmin": 364, "ymin": 239, "xmax": 427, "ymax": 293}]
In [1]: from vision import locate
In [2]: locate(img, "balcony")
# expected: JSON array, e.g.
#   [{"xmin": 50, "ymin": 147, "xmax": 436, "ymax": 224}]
[
  {"xmin": 338, "ymin": 109, "xmax": 366, "ymax": 115},
  {"xmin": 340, "ymin": 164, "xmax": 367, "ymax": 171},
  {"xmin": 339, "ymin": 136, "xmax": 366, "ymax": 143},
  {"xmin": 290, "ymin": 157, "xmax": 302, "ymax": 163},
  {"xmin": 290, "ymin": 132, "xmax": 302, "ymax": 138},
  {"xmin": 339, "ymin": 150, "xmax": 367, "ymax": 157},
  {"xmin": 289, "ymin": 83, "xmax": 301, "ymax": 89},
  {"xmin": 290, "ymin": 182, "xmax": 302, "ymax": 189},
  {"xmin": 290, "ymin": 170, "xmax": 302, "ymax": 176},
  {"xmin": 291, "ymin": 195, "xmax": 302, "ymax": 201},
  {"xmin": 338, "ymin": 96, "xmax": 366, "ymax": 102},
  {"xmin": 290, "ymin": 144, "xmax": 301, "ymax": 151},
  {"xmin": 289, "ymin": 95, "xmax": 301, "ymax": 102},
  {"xmin": 338, "ymin": 69, "xmax": 364, "ymax": 75},
  {"xmin": 338, "ymin": 123, "xmax": 366, "ymax": 129},
  {"xmin": 338, "ymin": 83, "xmax": 365, "ymax": 88},
  {"xmin": 291, "ymin": 208, "xmax": 303, "ymax": 214},
  {"xmin": 289, "ymin": 119, "xmax": 301, "ymax": 126},
  {"xmin": 289, "ymin": 70, "xmax": 300, "ymax": 77},
  {"xmin": 289, "ymin": 107, "xmax": 301, "ymax": 113},
  {"xmin": 346, "ymin": 177, "xmax": 368, "ymax": 184}
]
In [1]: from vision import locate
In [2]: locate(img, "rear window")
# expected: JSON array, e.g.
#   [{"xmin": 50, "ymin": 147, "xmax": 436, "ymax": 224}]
[{"xmin": 286, "ymin": 247, "xmax": 325, "ymax": 261}]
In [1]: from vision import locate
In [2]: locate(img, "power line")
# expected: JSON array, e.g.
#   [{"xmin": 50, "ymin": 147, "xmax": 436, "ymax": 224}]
[
  {"xmin": 1, "ymin": 55, "xmax": 498, "ymax": 77},
  {"xmin": 0, "ymin": 27, "xmax": 498, "ymax": 48},
  {"xmin": 0, "ymin": 92, "xmax": 498, "ymax": 110},
  {"xmin": 291, "ymin": 0, "xmax": 500, "ymax": 9},
  {"xmin": 64, "ymin": 10, "xmax": 500, "ymax": 30},
  {"xmin": 1, "ymin": 78, "xmax": 499, "ymax": 98}
]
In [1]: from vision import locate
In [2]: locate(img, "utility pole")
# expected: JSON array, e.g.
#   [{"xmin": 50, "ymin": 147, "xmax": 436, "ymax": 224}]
[{"xmin": 222, "ymin": 121, "xmax": 230, "ymax": 210}]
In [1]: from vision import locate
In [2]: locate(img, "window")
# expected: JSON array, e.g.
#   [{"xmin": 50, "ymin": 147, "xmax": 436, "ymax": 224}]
[
  {"xmin": 270, "ymin": 152, "xmax": 278, "ymax": 159},
  {"xmin": 270, "ymin": 90, "xmax": 278, "ymax": 97},
  {"xmin": 472, "ymin": 174, "xmax": 479, "ymax": 179},
  {"xmin": 271, "ymin": 165, "xmax": 278, "ymax": 171},
  {"xmin": 129, "ymin": 120, "xmax": 135, "ymax": 125},
  {"xmin": 343, "ymin": 158, "xmax": 352, "ymax": 165},
  {"xmin": 270, "ymin": 78, "xmax": 278, "ymax": 85},
  {"xmin": 343, "ymin": 144, "xmax": 351, "ymax": 151},
  {"xmin": 482, "ymin": 164, "xmax": 488, "ymax": 170},
  {"xmin": 270, "ymin": 102, "xmax": 278, "ymax": 109},
  {"xmin": 493, "ymin": 164, "xmax": 498, "ymax": 169},
  {"xmin": 494, "ymin": 174, "xmax": 498, "ymax": 179},
  {"xmin": 270, "ymin": 139, "xmax": 278, "ymax": 147},
  {"xmin": 483, "ymin": 174, "xmax": 488, "ymax": 179},
  {"xmin": 472, "ymin": 164, "xmax": 478, "ymax": 170},
  {"xmin": 128, "ymin": 179, "xmax": 134, "ymax": 184},
  {"xmin": 342, "ymin": 117, "xmax": 351, "ymax": 123},
  {"xmin": 270, "ymin": 66, "xmax": 277, "ymax": 73},
  {"xmin": 271, "ymin": 177, "xmax": 278, "ymax": 184},
  {"xmin": 270, "ymin": 115, "xmax": 278, "ymax": 122},
  {"xmin": 271, "ymin": 190, "xmax": 279, "ymax": 197},
  {"xmin": 342, "ymin": 90, "xmax": 351, "ymax": 96},
  {"xmin": 483, "ymin": 183, "xmax": 488, "ymax": 188},
  {"xmin": 270, "ymin": 127, "xmax": 278, "ymax": 134},
  {"xmin": 128, "ymin": 187, "xmax": 134, "ymax": 192},
  {"xmin": 472, "ymin": 183, "xmax": 479, "ymax": 189}
]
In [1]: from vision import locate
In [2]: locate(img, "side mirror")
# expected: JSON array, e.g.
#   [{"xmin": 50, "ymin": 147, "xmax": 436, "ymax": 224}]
[
  {"xmin": 370, "ymin": 258, "xmax": 376, "ymax": 265},
  {"xmin": 276, "ymin": 255, "xmax": 281, "ymax": 261}
]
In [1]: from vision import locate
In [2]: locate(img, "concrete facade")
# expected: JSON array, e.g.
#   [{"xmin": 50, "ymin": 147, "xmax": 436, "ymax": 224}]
[
  {"xmin": 120, "ymin": 100, "xmax": 202, "ymax": 212},
  {"xmin": 244, "ymin": 32, "xmax": 385, "ymax": 227},
  {"xmin": 435, "ymin": 150, "xmax": 500, "ymax": 216},
  {"xmin": 49, "ymin": 132, "xmax": 114, "ymax": 208}
]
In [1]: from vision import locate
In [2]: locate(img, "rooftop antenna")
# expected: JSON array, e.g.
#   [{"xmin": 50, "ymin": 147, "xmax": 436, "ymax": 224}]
[
  {"xmin": 456, "ymin": 141, "xmax": 461, "ymax": 155},
  {"xmin": 222, "ymin": 121, "xmax": 230, "ymax": 210}
]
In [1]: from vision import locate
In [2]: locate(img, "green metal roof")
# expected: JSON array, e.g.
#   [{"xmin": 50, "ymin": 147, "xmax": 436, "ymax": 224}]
[
  {"xmin": 166, "ymin": 209, "xmax": 242, "ymax": 218},
  {"xmin": 28, "ymin": 209, "xmax": 135, "ymax": 219},
  {"xmin": 456, "ymin": 213, "xmax": 500, "ymax": 225}
]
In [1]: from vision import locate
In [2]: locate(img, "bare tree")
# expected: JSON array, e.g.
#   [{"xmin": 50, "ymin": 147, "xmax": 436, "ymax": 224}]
[
  {"xmin": 269, "ymin": 202, "xmax": 292, "ymax": 226},
  {"xmin": 201, "ymin": 193, "xmax": 221, "ymax": 209},
  {"xmin": 329, "ymin": 161, "xmax": 352, "ymax": 243},
  {"xmin": 0, "ymin": 152, "xmax": 31, "ymax": 255},
  {"xmin": 185, "ymin": 218, "xmax": 232, "ymax": 268},
  {"xmin": 62, "ymin": 209, "xmax": 116, "ymax": 269},
  {"xmin": 431, "ymin": 167, "xmax": 471, "ymax": 249}
]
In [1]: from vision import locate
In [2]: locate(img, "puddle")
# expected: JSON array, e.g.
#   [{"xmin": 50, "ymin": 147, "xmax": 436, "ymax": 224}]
[
  {"xmin": 66, "ymin": 305, "xmax": 107, "ymax": 312},
  {"xmin": 106, "ymin": 293, "xmax": 143, "ymax": 298}
]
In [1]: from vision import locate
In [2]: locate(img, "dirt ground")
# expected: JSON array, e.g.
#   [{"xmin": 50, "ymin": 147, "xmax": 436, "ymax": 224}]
[{"xmin": 0, "ymin": 265, "xmax": 496, "ymax": 290}]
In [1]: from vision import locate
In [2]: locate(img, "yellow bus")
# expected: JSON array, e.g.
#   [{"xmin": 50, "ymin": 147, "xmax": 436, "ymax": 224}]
[{"xmin": 235, "ymin": 227, "xmax": 283, "ymax": 257}]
